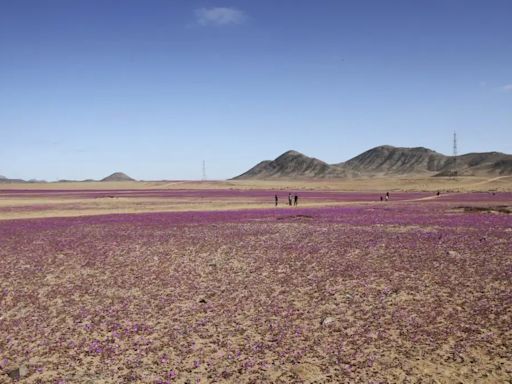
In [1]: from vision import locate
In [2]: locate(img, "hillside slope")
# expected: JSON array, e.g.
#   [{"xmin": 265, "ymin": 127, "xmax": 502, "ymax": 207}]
[
  {"xmin": 233, "ymin": 146, "xmax": 512, "ymax": 179},
  {"xmin": 101, "ymin": 172, "xmax": 135, "ymax": 182},
  {"xmin": 233, "ymin": 150, "xmax": 345, "ymax": 179}
]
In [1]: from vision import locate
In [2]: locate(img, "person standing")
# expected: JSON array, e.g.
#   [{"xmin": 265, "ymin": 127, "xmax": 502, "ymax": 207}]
[
  {"xmin": 274, "ymin": 194, "xmax": 278, "ymax": 206},
  {"xmin": 294, "ymin": 194, "xmax": 298, "ymax": 206},
  {"xmin": 288, "ymin": 193, "xmax": 293, "ymax": 206}
]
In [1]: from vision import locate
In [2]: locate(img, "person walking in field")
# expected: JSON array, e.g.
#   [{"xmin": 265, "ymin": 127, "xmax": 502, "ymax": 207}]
[
  {"xmin": 275, "ymin": 194, "xmax": 278, "ymax": 206},
  {"xmin": 288, "ymin": 193, "xmax": 292, "ymax": 206},
  {"xmin": 294, "ymin": 194, "xmax": 298, "ymax": 206}
]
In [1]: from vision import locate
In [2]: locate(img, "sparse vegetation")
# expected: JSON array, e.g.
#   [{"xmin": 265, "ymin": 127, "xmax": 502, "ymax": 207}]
[{"xmin": 1, "ymin": 191, "xmax": 511, "ymax": 383}]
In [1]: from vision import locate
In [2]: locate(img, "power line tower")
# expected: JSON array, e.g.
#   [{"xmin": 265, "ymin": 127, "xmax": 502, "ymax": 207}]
[
  {"xmin": 452, "ymin": 131, "xmax": 458, "ymax": 177},
  {"xmin": 202, "ymin": 160, "xmax": 207, "ymax": 181}
]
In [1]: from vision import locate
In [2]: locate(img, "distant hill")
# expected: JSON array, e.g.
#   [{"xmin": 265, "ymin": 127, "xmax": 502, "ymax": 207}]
[
  {"xmin": 0, "ymin": 175, "xmax": 27, "ymax": 183},
  {"xmin": 101, "ymin": 172, "xmax": 135, "ymax": 182},
  {"xmin": 0, "ymin": 173, "xmax": 136, "ymax": 183},
  {"xmin": 234, "ymin": 150, "xmax": 345, "ymax": 179},
  {"xmin": 233, "ymin": 146, "xmax": 512, "ymax": 179},
  {"xmin": 434, "ymin": 152, "xmax": 512, "ymax": 176}
]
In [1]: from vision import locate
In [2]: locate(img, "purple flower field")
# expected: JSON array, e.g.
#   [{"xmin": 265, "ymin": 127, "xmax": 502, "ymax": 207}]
[{"xmin": 0, "ymin": 194, "xmax": 511, "ymax": 383}]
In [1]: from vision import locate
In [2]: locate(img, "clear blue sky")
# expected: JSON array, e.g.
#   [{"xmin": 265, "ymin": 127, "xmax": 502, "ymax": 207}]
[{"xmin": 1, "ymin": 0, "xmax": 511, "ymax": 180}]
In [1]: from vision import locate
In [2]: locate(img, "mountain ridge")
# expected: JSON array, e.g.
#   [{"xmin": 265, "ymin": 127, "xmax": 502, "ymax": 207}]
[{"xmin": 232, "ymin": 145, "xmax": 512, "ymax": 179}]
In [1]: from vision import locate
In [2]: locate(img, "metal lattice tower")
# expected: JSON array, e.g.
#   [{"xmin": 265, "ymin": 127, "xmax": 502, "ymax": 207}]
[
  {"xmin": 202, "ymin": 160, "xmax": 207, "ymax": 181},
  {"xmin": 452, "ymin": 132, "xmax": 458, "ymax": 176}
]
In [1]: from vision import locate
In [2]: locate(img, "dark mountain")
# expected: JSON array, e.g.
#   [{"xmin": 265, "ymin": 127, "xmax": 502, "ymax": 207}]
[
  {"xmin": 101, "ymin": 172, "xmax": 135, "ymax": 182},
  {"xmin": 491, "ymin": 159, "xmax": 512, "ymax": 175},
  {"xmin": 233, "ymin": 146, "xmax": 512, "ymax": 179},
  {"xmin": 434, "ymin": 152, "xmax": 512, "ymax": 176},
  {"xmin": 342, "ymin": 146, "xmax": 447, "ymax": 175},
  {"xmin": 233, "ymin": 150, "xmax": 345, "ymax": 179}
]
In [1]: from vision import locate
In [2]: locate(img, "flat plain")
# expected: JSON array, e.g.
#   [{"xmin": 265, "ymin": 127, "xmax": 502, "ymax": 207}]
[{"xmin": 0, "ymin": 178, "xmax": 511, "ymax": 383}]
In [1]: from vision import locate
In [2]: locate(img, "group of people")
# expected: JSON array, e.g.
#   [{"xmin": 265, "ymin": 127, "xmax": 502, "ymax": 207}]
[
  {"xmin": 380, "ymin": 191, "xmax": 442, "ymax": 201},
  {"xmin": 273, "ymin": 190, "xmax": 453, "ymax": 206},
  {"xmin": 274, "ymin": 193, "xmax": 298, "ymax": 207},
  {"xmin": 380, "ymin": 192, "xmax": 390, "ymax": 201}
]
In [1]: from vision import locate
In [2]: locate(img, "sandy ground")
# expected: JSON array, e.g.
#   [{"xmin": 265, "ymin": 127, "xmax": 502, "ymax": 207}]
[{"xmin": 1, "ymin": 177, "xmax": 511, "ymax": 221}]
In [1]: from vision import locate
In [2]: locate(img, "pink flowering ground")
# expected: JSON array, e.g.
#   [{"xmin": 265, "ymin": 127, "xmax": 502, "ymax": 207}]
[{"xmin": 0, "ymin": 195, "xmax": 511, "ymax": 383}]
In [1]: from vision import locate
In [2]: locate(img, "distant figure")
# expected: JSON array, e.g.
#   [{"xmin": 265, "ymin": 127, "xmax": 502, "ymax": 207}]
[
  {"xmin": 436, "ymin": 191, "xmax": 440, "ymax": 196},
  {"xmin": 386, "ymin": 192, "xmax": 390, "ymax": 199},
  {"xmin": 288, "ymin": 193, "xmax": 293, "ymax": 206},
  {"xmin": 294, "ymin": 194, "xmax": 298, "ymax": 206},
  {"xmin": 380, "ymin": 196, "xmax": 383, "ymax": 202},
  {"xmin": 274, "ymin": 194, "xmax": 278, "ymax": 206}
]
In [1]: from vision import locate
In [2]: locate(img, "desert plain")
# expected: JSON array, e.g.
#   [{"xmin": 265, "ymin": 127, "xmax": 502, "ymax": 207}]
[{"xmin": 0, "ymin": 176, "xmax": 511, "ymax": 383}]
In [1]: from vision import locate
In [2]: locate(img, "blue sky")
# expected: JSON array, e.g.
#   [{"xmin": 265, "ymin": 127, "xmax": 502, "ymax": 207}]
[{"xmin": 1, "ymin": 0, "xmax": 511, "ymax": 180}]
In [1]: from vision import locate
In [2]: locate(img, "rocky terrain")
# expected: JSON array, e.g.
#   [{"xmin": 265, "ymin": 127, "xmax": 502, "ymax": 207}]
[
  {"xmin": 234, "ymin": 151, "xmax": 346, "ymax": 179},
  {"xmin": 100, "ymin": 172, "xmax": 135, "ymax": 182},
  {"xmin": 3, "ymin": 147, "xmax": 511, "ymax": 183},
  {"xmin": 233, "ymin": 146, "xmax": 512, "ymax": 179}
]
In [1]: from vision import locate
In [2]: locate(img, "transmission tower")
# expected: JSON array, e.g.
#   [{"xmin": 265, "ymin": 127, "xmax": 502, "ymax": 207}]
[
  {"xmin": 452, "ymin": 132, "xmax": 458, "ymax": 177},
  {"xmin": 202, "ymin": 160, "xmax": 207, "ymax": 181}
]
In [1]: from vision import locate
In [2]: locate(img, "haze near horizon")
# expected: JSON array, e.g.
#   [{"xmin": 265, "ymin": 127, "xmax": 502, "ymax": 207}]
[{"xmin": 1, "ymin": 0, "xmax": 511, "ymax": 181}]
